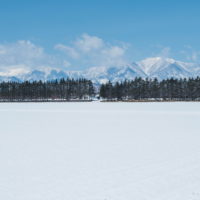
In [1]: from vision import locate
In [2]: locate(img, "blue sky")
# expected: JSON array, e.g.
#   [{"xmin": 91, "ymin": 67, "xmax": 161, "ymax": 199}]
[{"xmin": 0, "ymin": 0, "xmax": 200, "ymax": 72}]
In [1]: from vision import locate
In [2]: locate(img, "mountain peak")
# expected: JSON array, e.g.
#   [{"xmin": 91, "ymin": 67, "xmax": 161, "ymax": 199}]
[
  {"xmin": 0, "ymin": 57, "xmax": 199, "ymax": 83},
  {"xmin": 139, "ymin": 57, "xmax": 177, "ymax": 75}
]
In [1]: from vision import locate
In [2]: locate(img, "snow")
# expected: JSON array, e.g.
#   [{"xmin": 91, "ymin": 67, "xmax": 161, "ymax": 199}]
[
  {"xmin": 0, "ymin": 102, "xmax": 200, "ymax": 200},
  {"xmin": 139, "ymin": 57, "xmax": 166, "ymax": 74},
  {"xmin": 1, "ymin": 57, "xmax": 199, "ymax": 82},
  {"xmin": 138, "ymin": 57, "xmax": 193, "ymax": 79}
]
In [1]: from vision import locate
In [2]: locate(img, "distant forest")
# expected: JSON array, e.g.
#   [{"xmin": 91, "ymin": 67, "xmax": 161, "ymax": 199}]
[
  {"xmin": 0, "ymin": 77, "xmax": 200, "ymax": 101},
  {"xmin": 0, "ymin": 79, "xmax": 94, "ymax": 101},
  {"xmin": 100, "ymin": 77, "xmax": 200, "ymax": 101}
]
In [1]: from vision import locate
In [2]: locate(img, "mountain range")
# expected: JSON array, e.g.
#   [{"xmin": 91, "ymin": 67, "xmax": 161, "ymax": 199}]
[{"xmin": 0, "ymin": 57, "xmax": 200, "ymax": 83}]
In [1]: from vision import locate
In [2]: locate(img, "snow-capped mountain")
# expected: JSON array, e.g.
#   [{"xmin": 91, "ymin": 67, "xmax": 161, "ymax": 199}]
[
  {"xmin": 138, "ymin": 57, "xmax": 195, "ymax": 79},
  {"xmin": 84, "ymin": 63, "xmax": 146, "ymax": 83},
  {"xmin": 0, "ymin": 57, "xmax": 200, "ymax": 83}
]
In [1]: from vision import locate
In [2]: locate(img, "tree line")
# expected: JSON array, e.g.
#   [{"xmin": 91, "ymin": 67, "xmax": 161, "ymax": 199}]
[
  {"xmin": 0, "ymin": 78, "xmax": 94, "ymax": 101},
  {"xmin": 0, "ymin": 77, "xmax": 200, "ymax": 101},
  {"xmin": 100, "ymin": 77, "xmax": 200, "ymax": 101}
]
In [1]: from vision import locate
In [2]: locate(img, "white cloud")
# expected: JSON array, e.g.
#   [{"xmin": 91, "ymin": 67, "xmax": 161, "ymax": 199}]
[
  {"xmin": 0, "ymin": 67, "xmax": 29, "ymax": 76},
  {"xmin": 102, "ymin": 46, "xmax": 126, "ymax": 58},
  {"xmin": 0, "ymin": 34, "xmax": 131, "ymax": 76},
  {"xmin": 0, "ymin": 47, "xmax": 6, "ymax": 55},
  {"xmin": 187, "ymin": 53, "xmax": 200, "ymax": 63},
  {"xmin": 54, "ymin": 33, "xmax": 129, "ymax": 67},
  {"xmin": 0, "ymin": 40, "xmax": 47, "ymax": 68},
  {"xmin": 158, "ymin": 47, "xmax": 171, "ymax": 58},
  {"xmin": 0, "ymin": 40, "xmax": 70, "ymax": 75},
  {"xmin": 180, "ymin": 46, "xmax": 200, "ymax": 63},
  {"xmin": 63, "ymin": 60, "xmax": 71, "ymax": 68},
  {"xmin": 75, "ymin": 33, "xmax": 104, "ymax": 52},
  {"xmin": 55, "ymin": 44, "xmax": 79, "ymax": 59}
]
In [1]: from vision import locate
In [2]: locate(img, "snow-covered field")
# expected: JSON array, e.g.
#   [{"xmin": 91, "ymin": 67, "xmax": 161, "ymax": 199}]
[{"xmin": 0, "ymin": 102, "xmax": 200, "ymax": 200}]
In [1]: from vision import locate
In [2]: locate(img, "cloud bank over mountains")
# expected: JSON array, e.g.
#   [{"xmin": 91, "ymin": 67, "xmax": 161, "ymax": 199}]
[
  {"xmin": 0, "ymin": 34, "xmax": 129, "ymax": 76},
  {"xmin": 0, "ymin": 40, "xmax": 55, "ymax": 76},
  {"xmin": 55, "ymin": 33, "xmax": 129, "ymax": 68},
  {"xmin": 0, "ymin": 34, "xmax": 200, "ymax": 82}
]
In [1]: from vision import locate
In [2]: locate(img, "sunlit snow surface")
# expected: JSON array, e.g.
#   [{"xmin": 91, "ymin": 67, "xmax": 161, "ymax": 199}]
[{"xmin": 0, "ymin": 102, "xmax": 200, "ymax": 200}]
